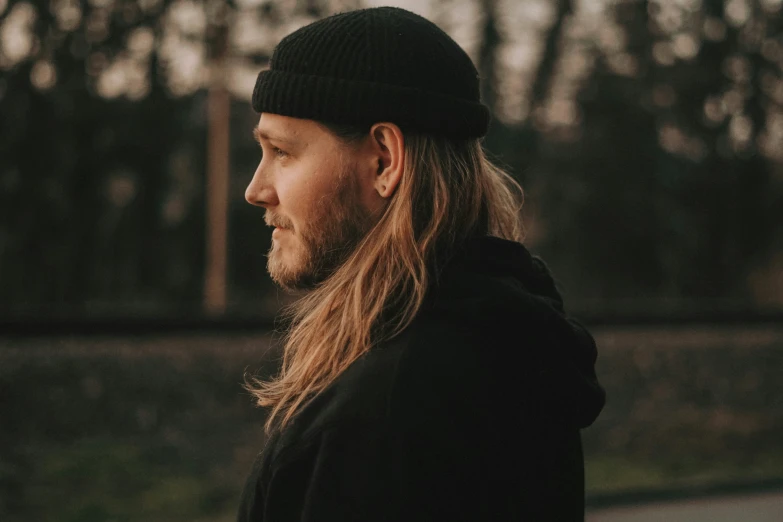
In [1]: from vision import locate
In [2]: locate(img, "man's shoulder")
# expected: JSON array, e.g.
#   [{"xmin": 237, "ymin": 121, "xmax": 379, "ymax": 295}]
[
  {"xmin": 385, "ymin": 269, "xmax": 587, "ymax": 425},
  {"xmin": 270, "ymin": 303, "xmax": 496, "ymax": 451},
  {"xmin": 270, "ymin": 274, "xmax": 572, "ymax": 457}
]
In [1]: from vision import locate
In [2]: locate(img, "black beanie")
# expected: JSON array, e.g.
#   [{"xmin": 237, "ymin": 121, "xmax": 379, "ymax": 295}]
[{"xmin": 252, "ymin": 6, "xmax": 491, "ymax": 139}]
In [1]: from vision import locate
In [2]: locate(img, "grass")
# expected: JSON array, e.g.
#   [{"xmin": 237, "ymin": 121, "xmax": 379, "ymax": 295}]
[
  {"xmin": 2, "ymin": 438, "xmax": 241, "ymax": 522},
  {"xmin": 2, "ymin": 325, "xmax": 782, "ymax": 520},
  {"xmin": 586, "ymin": 451, "xmax": 783, "ymax": 495}
]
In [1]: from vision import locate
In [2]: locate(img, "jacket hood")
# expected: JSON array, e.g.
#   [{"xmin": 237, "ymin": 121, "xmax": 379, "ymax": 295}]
[{"xmin": 434, "ymin": 235, "xmax": 606, "ymax": 429}]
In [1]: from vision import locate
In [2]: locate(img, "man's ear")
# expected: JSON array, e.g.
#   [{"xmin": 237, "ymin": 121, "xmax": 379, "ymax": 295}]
[{"xmin": 370, "ymin": 122, "xmax": 404, "ymax": 198}]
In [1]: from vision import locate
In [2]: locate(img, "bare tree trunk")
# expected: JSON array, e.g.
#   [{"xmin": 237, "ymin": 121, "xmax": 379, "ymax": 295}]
[
  {"xmin": 528, "ymin": 0, "xmax": 573, "ymax": 116},
  {"xmin": 204, "ymin": 21, "xmax": 230, "ymax": 316},
  {"xmin": 477, "ymin": 0, "xmax": 500, "ymax": 113}
]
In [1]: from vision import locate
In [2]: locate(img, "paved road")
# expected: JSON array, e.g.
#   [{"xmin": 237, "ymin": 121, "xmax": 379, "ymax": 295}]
[{"xmin": 586, "ymin": 490, "xmax": 783, "ymax": 522}]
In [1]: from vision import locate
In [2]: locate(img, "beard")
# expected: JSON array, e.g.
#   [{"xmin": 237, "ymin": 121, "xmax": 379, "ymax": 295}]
[{"xmin": 265, "ymin": 165, "xmax": 374, "ymax": 291}]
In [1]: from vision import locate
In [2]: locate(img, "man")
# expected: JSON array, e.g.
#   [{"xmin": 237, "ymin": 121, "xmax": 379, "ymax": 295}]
[{"xmin": 238, "ymin": 6, "xmax": 605, "ymax": 522}]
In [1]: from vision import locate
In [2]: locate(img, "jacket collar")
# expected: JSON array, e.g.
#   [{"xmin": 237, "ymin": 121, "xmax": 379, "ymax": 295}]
[{"xmin": 439, "ymin": 235, "xmax": 565, "ymax": 313}]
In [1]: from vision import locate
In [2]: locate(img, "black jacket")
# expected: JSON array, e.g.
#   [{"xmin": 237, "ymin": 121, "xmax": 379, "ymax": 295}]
[{"xmin": 237, "ymin": 235, "xmax": 605, "ymax": 522}]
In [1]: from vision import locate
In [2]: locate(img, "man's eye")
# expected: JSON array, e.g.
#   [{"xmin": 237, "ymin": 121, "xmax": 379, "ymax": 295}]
[{"xmin": 273, "ymin": 147, "xmax": 288, "ymax": 158}]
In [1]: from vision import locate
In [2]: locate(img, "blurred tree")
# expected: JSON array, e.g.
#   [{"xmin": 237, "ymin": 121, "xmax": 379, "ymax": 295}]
[
  {"xmin": 1, "ymin": 0, "xmax": 781, "ymax": 319},
  {"xmin": 525, "ymin": 0, "xmax": 783, "ymax": 312},
  {"xmin": 0, "ymin": 0, "xmax": 351, "ymax": 317},
  {"xmin": 0, "ymin": 0, "xmax": 205, "ymax": 317}
]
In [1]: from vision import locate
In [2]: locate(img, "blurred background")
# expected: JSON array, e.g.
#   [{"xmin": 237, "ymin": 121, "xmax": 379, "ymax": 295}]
[{"xmin": 1, "ymin": 0, "xmax": 782, "ymax": 520}]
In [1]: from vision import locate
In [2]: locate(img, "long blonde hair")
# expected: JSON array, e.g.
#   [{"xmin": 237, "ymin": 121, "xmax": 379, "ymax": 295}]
[{"xmin": 245, "ymin": 130, "xmax": 526, "ymax": 434}]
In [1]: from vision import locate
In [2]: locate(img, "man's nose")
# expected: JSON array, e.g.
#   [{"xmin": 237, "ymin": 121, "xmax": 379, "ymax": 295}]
[{"xmin": 245, "ymin": 165, "xmax": 277, "ymax": 208}]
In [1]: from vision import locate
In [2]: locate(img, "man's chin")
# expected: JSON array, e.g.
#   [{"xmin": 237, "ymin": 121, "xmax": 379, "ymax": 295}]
[{"xmin": 267, "ymin": 254, "xmax": 319, "ymax": 292}]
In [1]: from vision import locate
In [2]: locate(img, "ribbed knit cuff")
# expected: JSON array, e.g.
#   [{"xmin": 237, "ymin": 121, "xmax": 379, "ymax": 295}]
[{"xmin": 252, "ymin": 69, "xmax": 491, "ymax": 139}]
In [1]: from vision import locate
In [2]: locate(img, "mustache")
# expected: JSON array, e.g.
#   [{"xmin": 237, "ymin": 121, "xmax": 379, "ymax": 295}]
[{"xmin": 264, "ymin": 212, "xmax": 294, "ymax": 230}]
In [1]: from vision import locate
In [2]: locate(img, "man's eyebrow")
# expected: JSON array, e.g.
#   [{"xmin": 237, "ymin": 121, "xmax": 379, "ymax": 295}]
[{"xmin": 253, "ymin": 127, "xmax": 295, "ymax": 144}]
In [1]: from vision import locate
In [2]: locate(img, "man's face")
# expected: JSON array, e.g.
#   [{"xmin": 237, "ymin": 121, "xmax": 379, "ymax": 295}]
[{"xmin": 245, "ymin": 114, "xmax": 380, "ymax": 291}]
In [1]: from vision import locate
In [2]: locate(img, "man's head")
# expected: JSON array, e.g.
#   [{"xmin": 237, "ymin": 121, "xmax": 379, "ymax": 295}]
[
  {"xmin": 244, "ymin": 7, "xmax": 527, "ymax": 432},
  {"xmin": 246, "ymin": 6, "xmax": 491, "ymax": 291},
  {"xmin": 245, "ymin": 114, "xmax": 405, "ymax": 291}
]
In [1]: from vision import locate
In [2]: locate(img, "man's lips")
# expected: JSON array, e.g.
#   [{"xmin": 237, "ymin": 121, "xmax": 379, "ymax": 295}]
[
  {"xmin": 266, "ymin": 215, "xmax": 292, "ymax": 234},
  {"xmin": 267, "ymin": 221, "xmax": 290, "ymax": 230},
  {"xmin": 266, "ymin": 218, "xmax": 290, "ymax": 229},
  {"xmin": 272, "ymin": 226, "xmax": 289, "ymax": 238}
]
